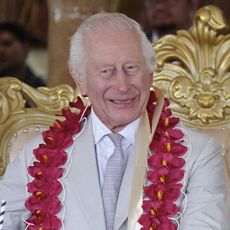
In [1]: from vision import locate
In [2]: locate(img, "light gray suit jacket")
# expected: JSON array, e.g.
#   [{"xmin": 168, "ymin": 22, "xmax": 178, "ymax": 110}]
[{"xmin": 0, "ymin": 115, "xmax": 229, "ymax": 229}]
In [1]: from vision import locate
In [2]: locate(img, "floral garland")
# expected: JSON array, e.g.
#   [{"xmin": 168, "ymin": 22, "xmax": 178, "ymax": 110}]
[
  {"xmin": 138, "ymin": 93, "xmax": 187, "ymax": 230},
  {"xmin": 25, "ymin": 99, "xmax": 90, "ymax": 229},
  {"xmin": 25, "ymin": 91, "xmax": 186, "ymax": 230}
]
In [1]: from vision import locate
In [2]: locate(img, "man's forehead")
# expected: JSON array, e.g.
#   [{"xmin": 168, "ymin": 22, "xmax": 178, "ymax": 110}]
[
  {"xmin": 85, "ymin": 31, "xmax": 139, "ymax": 49},
  {"xmin": 85, "ymin": 42, "xmax": 143, "ymax": 62},
  {"xmin": 0, "ymin": 31, "xmax": 14, "ymax": 38},
  {"xmin": 90, "ymin": 43, "xmax": 140, "ymax": 50}
]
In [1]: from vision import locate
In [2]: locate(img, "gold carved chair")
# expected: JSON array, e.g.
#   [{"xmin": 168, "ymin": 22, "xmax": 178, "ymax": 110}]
[
  {"xmin": 153, "ymin": 5, "xmax": 230, "ymax": 198},
  {"xmin": 0, "ymin": 77, "xmax": 77, "ymax": 176}
]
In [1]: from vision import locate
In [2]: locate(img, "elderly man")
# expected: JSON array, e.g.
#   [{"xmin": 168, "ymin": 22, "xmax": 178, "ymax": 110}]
[{"xmin": 0, "ymin": 13, "xmax": 229, "ymax": 230}]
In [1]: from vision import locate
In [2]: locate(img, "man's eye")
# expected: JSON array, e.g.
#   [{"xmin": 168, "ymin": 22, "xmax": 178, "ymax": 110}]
[
  {"xmin": 124, "ymin": 64, "xmax": 139, "ymax": 75},
  {"xmin": 3, "ymin": 40, "xmax": 14, "ymax": 47},
  {"xmin": 100, "ymin": 68, "xmax": 114, "ymax": 77}
]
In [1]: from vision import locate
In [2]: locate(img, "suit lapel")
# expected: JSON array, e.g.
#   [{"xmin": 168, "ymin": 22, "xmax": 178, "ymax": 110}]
[
  {"xmin": 114, "ymin": 111, "xmax": 151, "ymax": 230},
  {"xmin": 127, "ymin": 88, "xmax": 165, "ymax": 229},
  {"xmin": 67, "ymin": 115, "xmax": 106, "ymax": 230},
  {"xmin": 114, "ymin": 88, "xmax": 165, "ymax": 230}
]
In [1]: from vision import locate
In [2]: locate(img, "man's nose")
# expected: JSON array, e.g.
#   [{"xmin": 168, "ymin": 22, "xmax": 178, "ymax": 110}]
[{"xmin": 114, "ymin": 71, "xmax": 129, "ymax": 93}]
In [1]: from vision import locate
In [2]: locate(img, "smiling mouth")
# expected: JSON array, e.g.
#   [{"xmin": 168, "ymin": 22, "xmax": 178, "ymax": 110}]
[{"xmin": 110, "ymin": 98, "xmax": 135, "ymax": 104}]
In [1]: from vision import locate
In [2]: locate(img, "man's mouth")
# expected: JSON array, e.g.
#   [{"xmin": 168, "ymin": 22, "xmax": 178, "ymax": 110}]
[{"xmin": 110, "ymin": 98, "xmax": 134, "ymax": 104}]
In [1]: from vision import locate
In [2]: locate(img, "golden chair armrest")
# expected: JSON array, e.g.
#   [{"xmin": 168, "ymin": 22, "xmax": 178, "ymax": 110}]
[{"xmin": 0, "ymin": 77, "xmax": 78, "ymax": 175}]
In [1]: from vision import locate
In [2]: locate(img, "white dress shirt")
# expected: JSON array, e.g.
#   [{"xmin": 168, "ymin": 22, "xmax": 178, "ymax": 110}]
[{"xmin": 91, "ymin": 110, "xmax": 140, "ymax": 188}]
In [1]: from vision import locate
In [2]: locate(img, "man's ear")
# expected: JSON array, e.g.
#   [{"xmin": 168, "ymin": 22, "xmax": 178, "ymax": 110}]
[{"xmin": 74, "ymin": 76, "xmax": 88, "ymax": 96}]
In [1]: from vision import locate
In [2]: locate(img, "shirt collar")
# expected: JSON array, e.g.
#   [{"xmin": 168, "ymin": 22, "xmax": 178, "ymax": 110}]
[{"xmin": 91, "ymin": 109, "xmax": 140, "ymax": 145}]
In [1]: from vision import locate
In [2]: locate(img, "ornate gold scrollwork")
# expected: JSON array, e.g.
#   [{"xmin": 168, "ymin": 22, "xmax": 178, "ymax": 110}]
[
  {"xmin": 153, "ymin": 5, "xmax": 230, "ymax": 128},
  {"xmin": 0, "ymin": 78, "xmax": 24, "ymax": 123},
  {"xmin": 0, "ymin": 77, "xmax": 78, "ymax": 175}
]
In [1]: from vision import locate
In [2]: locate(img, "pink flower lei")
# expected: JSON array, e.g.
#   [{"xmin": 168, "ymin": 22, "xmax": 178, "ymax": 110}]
[{"xmin": 25, "ymin": 91, "xmax": 187, "ymax": 230}]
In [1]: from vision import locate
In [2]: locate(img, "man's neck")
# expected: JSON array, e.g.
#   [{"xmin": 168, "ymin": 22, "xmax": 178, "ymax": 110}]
[{"xmin": 155, "ymin": 25, "xmax": 178, "ymax": 37}]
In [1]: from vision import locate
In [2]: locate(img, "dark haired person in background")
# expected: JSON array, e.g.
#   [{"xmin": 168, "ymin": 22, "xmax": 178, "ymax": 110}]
[
  {"xmin": 144, "ymin": 0, "xmax": 200, "ymax": 42},
  {"xmin": 0, "ymin": 22, "xmax": 46, "ymax": 87}
]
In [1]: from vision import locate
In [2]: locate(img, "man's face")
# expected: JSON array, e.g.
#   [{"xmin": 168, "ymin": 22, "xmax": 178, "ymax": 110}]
[
  {"xmin": 0, "ymin": 31, "xmax": 27, "ymax": 71},
  {"xmin": 76, "ymin": 27, "xmax": 153, "ymax": 132},
  {"xmin": 145, "ymin": 0, "xmax": 197, "ymax": 34}
]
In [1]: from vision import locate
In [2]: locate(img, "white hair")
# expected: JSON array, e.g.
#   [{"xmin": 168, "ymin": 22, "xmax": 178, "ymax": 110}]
[{"xmin": 68, "ymin": 12, "xmax": 155, "ymax": 81}]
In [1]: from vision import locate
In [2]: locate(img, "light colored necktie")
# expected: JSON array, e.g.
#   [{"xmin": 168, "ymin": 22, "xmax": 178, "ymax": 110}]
[{"xmin": 102, "ymin": 133, "xmax": 126, "ymax": 230}]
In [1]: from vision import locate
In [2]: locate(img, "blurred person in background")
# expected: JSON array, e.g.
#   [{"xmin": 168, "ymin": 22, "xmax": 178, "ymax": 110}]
[
  {"xmin": 0, "ymin": 22, "xmax": 46, "ymax": 87},
  {"xmin": 144, "ymin": 0, "xmax": 200, "ymax": 42}
]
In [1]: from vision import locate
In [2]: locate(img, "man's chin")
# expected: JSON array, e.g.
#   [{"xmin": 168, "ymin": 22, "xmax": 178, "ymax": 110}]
[
  {"xmin": 155, "ymin": 24, "xmax": 178, "ymax": 35},
  {"xmin": 110, "ymin": 117, "xmax": 137, "ymax": 132}
]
